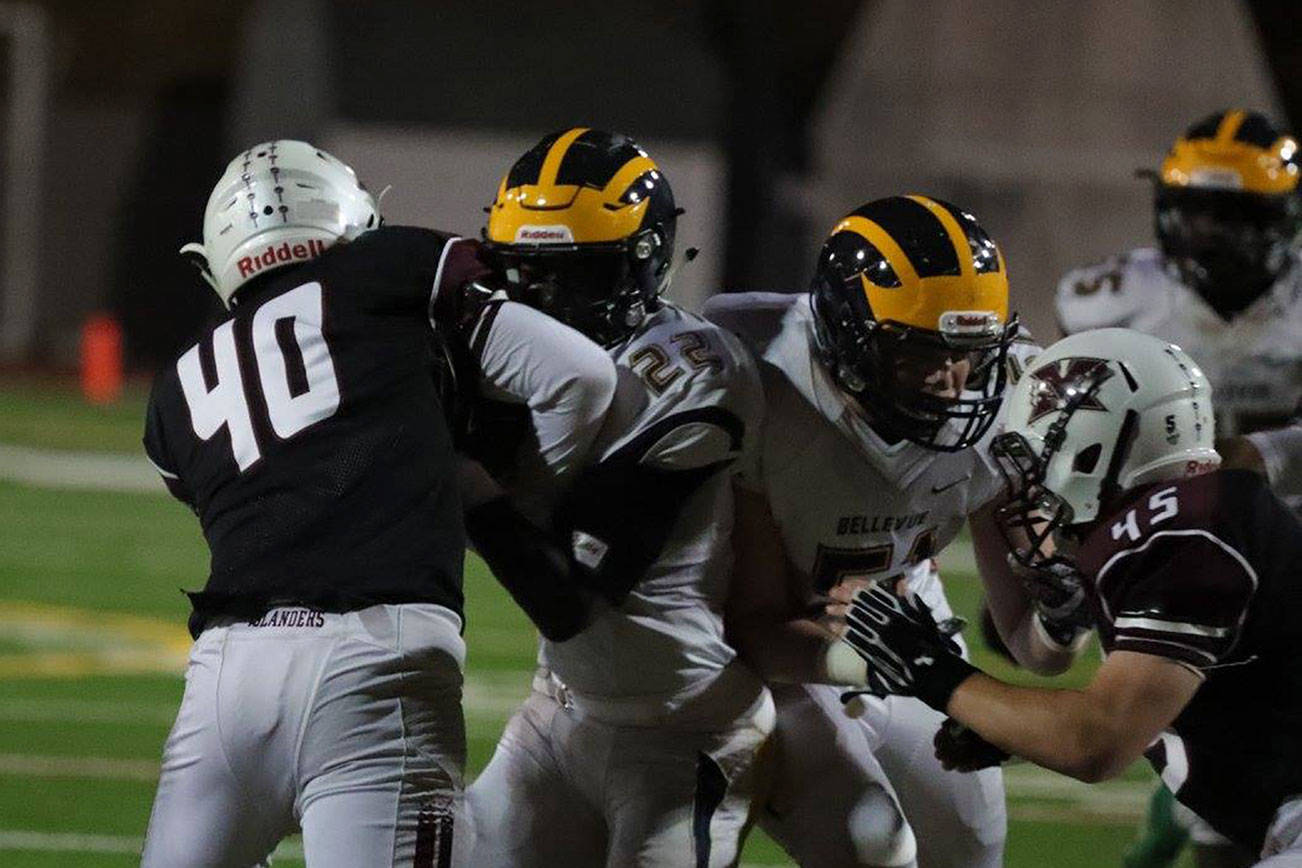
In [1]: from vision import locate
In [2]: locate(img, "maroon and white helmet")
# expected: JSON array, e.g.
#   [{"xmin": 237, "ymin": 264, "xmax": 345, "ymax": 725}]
[
  {"xmin": 993, "ymin": 328, "xmax": 1219, "ymax": 547},
  {"xmin": 181, "ymin": 141, "xmax": 380, "ymax": 306}
]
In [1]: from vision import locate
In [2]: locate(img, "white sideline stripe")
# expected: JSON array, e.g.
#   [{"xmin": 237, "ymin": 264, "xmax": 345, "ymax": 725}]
[
  {"xmin": 0, "ymin": 677, "xmax": 533, "ymax": 728},
  {"xmin": 0, "ymin": 753, "xmax": 160, "ymax": 782},
  {"xmin": 0, "ymin": 829, "xmax": 306, "ymax": 859},
  {"xmin": 0, "ymin": 443, "xmax": 163, "ymax": 493},
  {"xmin": 0, "ymin": 746, "xmax": 1152, "ymax": 815},
  {"xmin": 0, "ymin": 830, "xmax": 791, "ymax": 867}
]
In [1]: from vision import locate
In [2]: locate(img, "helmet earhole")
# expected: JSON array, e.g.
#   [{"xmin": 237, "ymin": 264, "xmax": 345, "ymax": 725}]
[{"xmin": 1072, "ymin": 443, "xmax": 1103, "ymax": 474}]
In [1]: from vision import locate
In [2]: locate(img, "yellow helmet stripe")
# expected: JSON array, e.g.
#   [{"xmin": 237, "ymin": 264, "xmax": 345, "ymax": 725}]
[
  {"xmin": 1217, "ymin": 109, "xmax": 1246, "ymax": 144},
  {"xmin": 602, "ymin": 155, "xmax": 659, "ymax": 199},
  {"xmin": 537, "ymin": 127, "xmax": 590, "ymax": 188},
  {"xmin": 908, "ymin": 194, "xmax": 973, "ymax": 280},
  {"xmin": 834, "ymin": 214, "xmax": 919, "ymax": 286}
]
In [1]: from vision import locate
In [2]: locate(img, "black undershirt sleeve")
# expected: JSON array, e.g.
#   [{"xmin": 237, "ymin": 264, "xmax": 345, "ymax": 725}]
[{"xmin": 463, "ymin": 495, "xmax": 591, "ymax": 642}]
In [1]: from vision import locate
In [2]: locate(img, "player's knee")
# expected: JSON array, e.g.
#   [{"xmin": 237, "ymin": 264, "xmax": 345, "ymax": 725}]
[{"xmin": 848, "ymin": 793, "xmax": 917, "ymax": 867}]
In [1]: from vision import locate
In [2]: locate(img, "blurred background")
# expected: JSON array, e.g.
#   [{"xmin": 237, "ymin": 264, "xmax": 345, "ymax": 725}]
[
  {"xmin": 2, "ymin": 0, "xmax": 1298, "ymax": 371},
  {"xmin": 0, "ymin": 1, "xmax": 1298, "ymax": 865}
]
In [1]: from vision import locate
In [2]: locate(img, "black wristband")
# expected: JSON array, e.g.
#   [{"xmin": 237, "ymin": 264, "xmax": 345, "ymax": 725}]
[{"xmin": 915, "ymin": 654, "xmax": 980, "ymax": 714}]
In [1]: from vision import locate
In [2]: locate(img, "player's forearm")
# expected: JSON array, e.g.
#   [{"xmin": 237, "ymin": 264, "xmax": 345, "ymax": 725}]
[
  {"xmin": 970, "ymin": 501, "xmax": 1085, "ymax": 675},
  {"xmin": 727, "ymin": 613, "xmax": 844, "ymax": 684},
  {"xmin": 946, "ymin": 674, "xmax": 1137, "ymax": 782}
]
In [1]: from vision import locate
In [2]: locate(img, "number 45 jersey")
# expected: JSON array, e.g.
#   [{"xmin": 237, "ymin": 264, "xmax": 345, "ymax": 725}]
[
  {"xmin": 1075, "ymin": 469, "xmax": 1302, "ymax": 852},
  {"xmin": 144, "ymin": 226, "xmax": 476, "ymax": 625},
  {"xmin": 704, "ymin": 291, "xmax": 1040, "ymax": 597}
]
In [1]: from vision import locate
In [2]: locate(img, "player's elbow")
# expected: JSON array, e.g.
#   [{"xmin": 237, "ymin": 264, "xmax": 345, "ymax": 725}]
[
  {"xmin": 1070, "ymin": 748, "xmax": 1130, "ymax": 784},
  {"xmin": 1060, "ymin": 726, "xmax": 1135, "ymax": 783}
]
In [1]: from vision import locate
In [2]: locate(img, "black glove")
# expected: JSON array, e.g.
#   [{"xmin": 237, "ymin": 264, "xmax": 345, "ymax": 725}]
[
  {"xmin": 934, "ymin": 717, "xmax": 1009, "ymax": 772},
  {"xmin": 841, "ymin": 584, "xmax": 979, "ymax": 712},
  {"xmin": 1017, "ymin": 556, "xmax": 1094, "ymax": 647}
]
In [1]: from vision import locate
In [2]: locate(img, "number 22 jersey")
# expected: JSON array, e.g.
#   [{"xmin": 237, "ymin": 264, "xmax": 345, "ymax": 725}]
[{"xmin": 144, "ymin": 226, "xmax": 476, "ymax": 625}]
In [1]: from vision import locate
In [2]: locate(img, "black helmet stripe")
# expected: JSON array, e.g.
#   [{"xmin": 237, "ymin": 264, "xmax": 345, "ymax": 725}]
[
  {"xmin": 932, "ymin": 198, "xmax": 1003, "ymax": 275},
  {"xmin": 505, "ymin": 129, "xmax": 566, "ymax": 188},
  {"xmin": 1233, "ymin": 112, "xmax": 1281, "ymax": 148},
  {"xmin": 555, "ymin": 129, "xmax": 647, "ymax": 189},
  {"xmin": 850, "ymin": 196, "xmax": 961, "ymax": 278},
  {"xmin": 1185, "ymin": 111, "xmax": 1227, "ymax": 141}
]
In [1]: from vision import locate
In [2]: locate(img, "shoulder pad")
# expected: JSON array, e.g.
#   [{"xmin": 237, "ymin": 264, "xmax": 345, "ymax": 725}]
[
  {"xmin": 700, "ymin": 291, "xmax": 802, "ymax": 356},
  {"xmin": 1054, "ymin": 249, "xmax": 1163, "ymax": 335}
]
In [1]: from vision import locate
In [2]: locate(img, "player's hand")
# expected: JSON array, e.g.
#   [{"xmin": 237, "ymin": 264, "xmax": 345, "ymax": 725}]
[
  {"xmin": 934, "ymin": 717, "xmax": 1009, "ymax": 772},
  {"xmin": 1016, "ymin": 556, "xmax": 1094, "ymax": 647},
  {"xmin": 840, "ymin": 584, "xmax": 978, "ymax": 712}
]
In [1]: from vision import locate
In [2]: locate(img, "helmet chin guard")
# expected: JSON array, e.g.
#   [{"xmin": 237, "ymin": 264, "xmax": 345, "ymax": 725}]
[{"xmin": 182, "ymin": 141, "xmax": 380, "ymax": 306}]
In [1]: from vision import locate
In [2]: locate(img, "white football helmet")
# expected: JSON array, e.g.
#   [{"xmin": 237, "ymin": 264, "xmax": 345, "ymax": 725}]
[
  {"xmin": 992, "ymin": 328, "xmax": 1219, "ymax": 560},
  {"xmin": 181, "ymin": 140, "xmax": 380, "ymax": 306}
]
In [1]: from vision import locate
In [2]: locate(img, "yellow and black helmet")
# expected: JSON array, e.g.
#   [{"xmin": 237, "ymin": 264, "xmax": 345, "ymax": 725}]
[
  {"xmin": 810, "ymin": 195, "xmax": 1018, "ymax": 452},
  {"xmin": 1152, "ymin": 109, "xmax": 1301, "ymax": 315},
  {"xmin": 484, "ymin": 127, "xmax": 678, "ymax": 345}
]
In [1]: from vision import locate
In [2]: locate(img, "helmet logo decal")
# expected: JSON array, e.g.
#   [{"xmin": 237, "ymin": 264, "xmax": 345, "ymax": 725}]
[
  {"xmin": 1026, "ymin": 357, "xmax": 1114, "ymax": 424},
  {"xmin": 513, "ymin": 225, "xmax": 574, "ymax": 244},
  {"xmin": 237, "ymin": 239, "xmax": 329, "ymax": 279}
]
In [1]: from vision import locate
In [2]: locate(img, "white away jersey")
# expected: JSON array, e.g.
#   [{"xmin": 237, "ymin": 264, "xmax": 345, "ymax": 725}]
[
  {"xmin": 530, "ymin": 304, "xmax": 764, "ymax": 711},
  {"xmin": 1056, "ymin": 248, "xmax": 1302, "ymax": 436},
  {"xmin": 704, "ymin": 292, "xmax": 1038, "ymax": 596}
]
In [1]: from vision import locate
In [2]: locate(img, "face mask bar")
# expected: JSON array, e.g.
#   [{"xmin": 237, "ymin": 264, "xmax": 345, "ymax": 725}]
[
  {"xmin": 990, "ymin": 366, "xmax": 1112, "ymax": 569},
  {"xmin": 991, "ymin": 431, "xmax": 1075, "ymax": 569},
  {"xmin": 1154, "ymin": 186, "xmax": 1301, "ymax": 316},
  {"xmin": 486, "ymin": 242, "xmax": 651, "ymax": 347}
]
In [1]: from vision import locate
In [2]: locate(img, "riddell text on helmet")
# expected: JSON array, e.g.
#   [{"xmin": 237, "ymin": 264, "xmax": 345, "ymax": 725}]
[{"xmin": 238, "ymin": 239, "xmax": 330, "ymax": 278}]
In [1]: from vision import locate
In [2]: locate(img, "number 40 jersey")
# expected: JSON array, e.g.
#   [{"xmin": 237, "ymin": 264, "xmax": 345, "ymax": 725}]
[{"xmin": 144, "ymin": 226, "xmax": 476, "ymax": 626}]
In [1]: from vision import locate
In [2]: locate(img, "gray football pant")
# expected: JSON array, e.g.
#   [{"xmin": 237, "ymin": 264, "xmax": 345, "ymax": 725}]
[
  {"xmin": 141, "ymin": 603, "xmax": 468, "ymax": 868},
  {"xmin": 467, "ymin": 670, "xmax": 774, "ymax": 867},
  {"xmin": 759, "ymin": 571, "xmax": 1005, "ymax": 868}
]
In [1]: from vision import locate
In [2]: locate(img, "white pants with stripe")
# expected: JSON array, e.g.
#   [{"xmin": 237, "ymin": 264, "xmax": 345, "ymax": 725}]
[
  {"xmin": 760, "ymin": 568, "xmax": 1006, "ymax": 868},
  {"xmin": 467, "ymin": 663, "xmax": 774, "ymax": 868},
  {"xmin": 141, "ymin": 603, "xmax": 468, "ymax": 868}
]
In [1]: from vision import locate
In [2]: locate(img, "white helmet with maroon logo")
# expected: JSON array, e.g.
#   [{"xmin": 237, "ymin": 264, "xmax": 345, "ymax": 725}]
[
  {"xmin": 991, "ymin": 328, "xmax": 1219, "ymax": 561},
  {"xmin": 181, "ymin": 140, "xmax": 380, "ymax": 306}
]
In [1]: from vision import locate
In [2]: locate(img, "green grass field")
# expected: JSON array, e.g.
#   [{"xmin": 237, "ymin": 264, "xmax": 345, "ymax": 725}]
[{"xmin": 0, "ymin": 377, "xmax": 1191, "ymax": 866}]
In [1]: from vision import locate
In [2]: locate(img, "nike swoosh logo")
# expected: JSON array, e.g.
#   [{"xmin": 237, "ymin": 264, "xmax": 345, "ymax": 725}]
[{"xmin": 931, "ymin": 475, "xmax": 970, "ymax": 494}]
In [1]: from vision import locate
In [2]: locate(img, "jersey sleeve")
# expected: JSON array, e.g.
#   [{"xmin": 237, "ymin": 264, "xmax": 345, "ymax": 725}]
[
  {"xmin": 1246, "ymin": 420, "xmax": 1302, "ymax": 501},
  {"xmin": 142, "ymin": 379, "xmax": 195, "ymax": 508},
  {"xmin": 1096, "ymin": 530, "xmax": 1257, "ymax": 671},
  {"xmin": 360, "ymin": 226, "xmax": 491, "ymax": 322},
  {"xmin": 553, "ymin": 322, "xmax": 763, "ymax": 602},
  {"xmin": 1055, "ymin": 254, "xmax": 1142, "ymax": 336},
  {"xmin": 471, "ymin": 300, "xmax": 617, "ymax": 482}
]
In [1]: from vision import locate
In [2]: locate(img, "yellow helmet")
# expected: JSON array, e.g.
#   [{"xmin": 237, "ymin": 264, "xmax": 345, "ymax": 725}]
[
  {"xmin": 809, "ymin": 195, "xmax": 1018, "ymax": 452},
  {"xmin": 1153, "ymin": 110, "xmax": 1301, "ymax": 316},
  {"xmin": 484, "ymin": 127, "xmax": 678, "ymax": 345}
]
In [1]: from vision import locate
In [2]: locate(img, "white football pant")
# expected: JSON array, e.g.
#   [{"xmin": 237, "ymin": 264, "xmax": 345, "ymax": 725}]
[
  {"xmin": 141, "ymin": 603, "xmax": 469, "ymax": 868},
  {"xmin": 467, "ymin": 664, "xmax": 774, "ymax": 867},
  {"xmin": 759, "ymin": 571, "xmax": 1005, "ymax": 868}
]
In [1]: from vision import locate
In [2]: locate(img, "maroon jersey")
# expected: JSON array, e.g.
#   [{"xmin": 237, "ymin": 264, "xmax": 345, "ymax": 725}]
[
  {"xmin": 144, "ymin": 227, "xmax": 487, "ymax": 632},
  {"xmin": 1077, "ymin": 469, "xmax": 1302, "ymax": 850}
]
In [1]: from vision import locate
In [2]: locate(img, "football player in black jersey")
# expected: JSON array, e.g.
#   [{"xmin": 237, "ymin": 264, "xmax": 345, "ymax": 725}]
[
  {"xmin": 140, "ymin": 140, "xmax": 616, "ymax": 868},
  {"xmin": 833, "ymin": 327, "xmax": 1302, "ymax": 865}
]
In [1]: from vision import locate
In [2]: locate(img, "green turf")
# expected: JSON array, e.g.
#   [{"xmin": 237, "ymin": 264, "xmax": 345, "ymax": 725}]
[
  {"xmin": 0, "ymin": 456, "xmax": 1179, "ymax": 866},
  {"xmin": 0, "ymin": 377, "xmax": 149, "ymax": 454}
]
